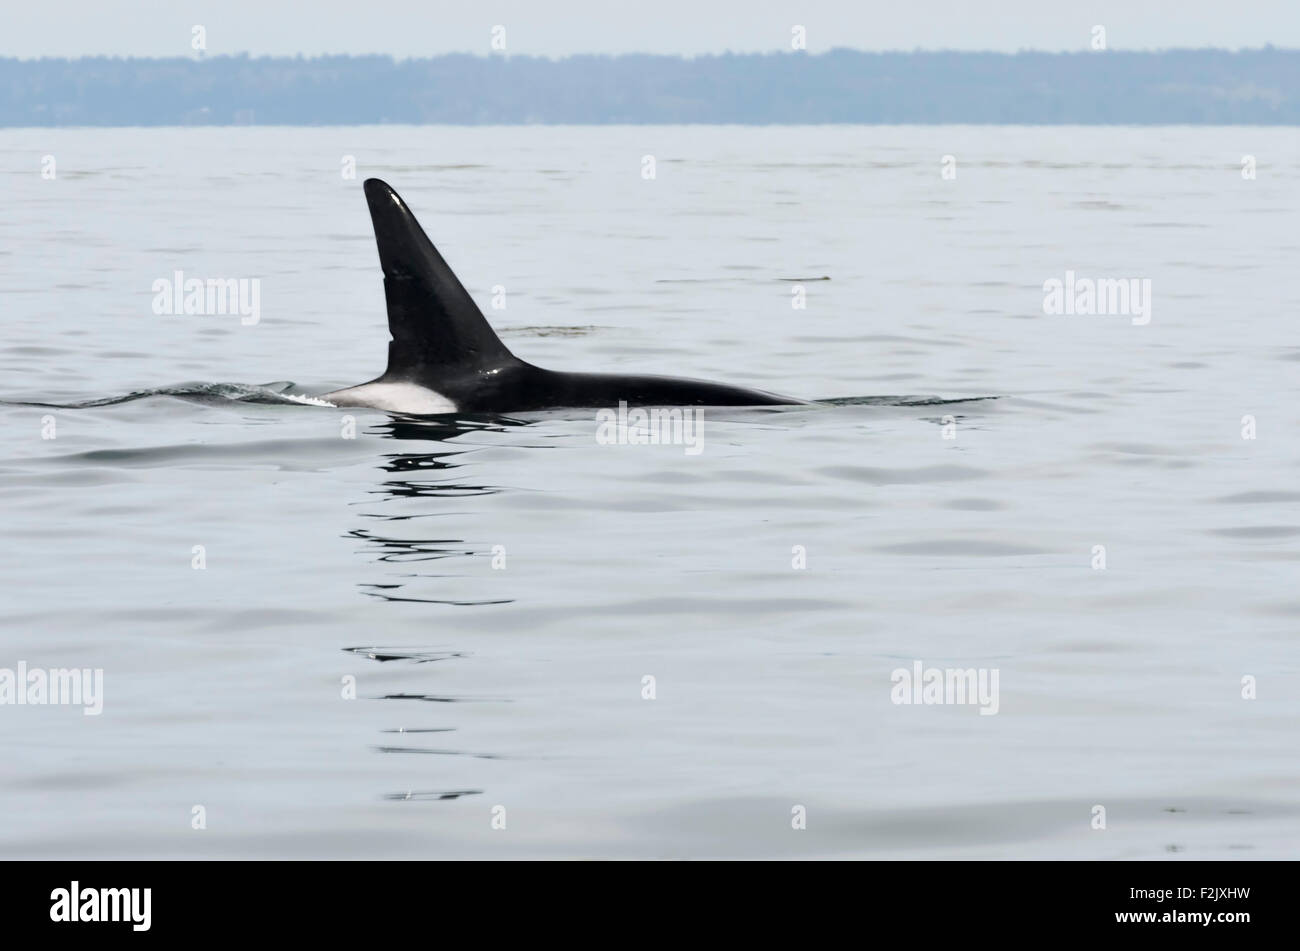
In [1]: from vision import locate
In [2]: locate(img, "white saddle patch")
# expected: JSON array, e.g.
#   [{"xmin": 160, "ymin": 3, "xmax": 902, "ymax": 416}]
[{"xmin": 319, "ymin": 382, "xmax": 457, "ymax": 415}]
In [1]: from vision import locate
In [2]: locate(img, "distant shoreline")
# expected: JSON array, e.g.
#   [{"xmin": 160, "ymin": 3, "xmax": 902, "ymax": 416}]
[{"xmin": 4, "ymin": 48, "xmax": 1298, "ymax": 126}]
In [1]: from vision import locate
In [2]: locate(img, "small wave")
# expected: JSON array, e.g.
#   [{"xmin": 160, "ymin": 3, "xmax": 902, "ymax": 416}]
[
  {"xmin": 818, "ymin": 395, "xmax": 999, "ymax": 407},
  {"xmin": 0, "ymin": 381, "xmax": 330, "ymax": 410},
  {"xmin": 281, "ymin": 393, "xmax": 338, "ymax": 407},
  {"xmin": 499, "ymin": 325, "xmax": 601, "ymax": 337}
]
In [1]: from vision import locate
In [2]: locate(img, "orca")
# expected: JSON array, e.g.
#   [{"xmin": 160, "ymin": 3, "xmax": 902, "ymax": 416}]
[{"xmin": 319, "ymin": 179, "xmax": 805, "ymax": 415}]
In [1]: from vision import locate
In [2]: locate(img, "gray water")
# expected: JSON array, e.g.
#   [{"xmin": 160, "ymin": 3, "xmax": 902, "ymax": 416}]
[{"xmin": 2, "ymin": 126, "xmax": 1297, "ymax": 859}]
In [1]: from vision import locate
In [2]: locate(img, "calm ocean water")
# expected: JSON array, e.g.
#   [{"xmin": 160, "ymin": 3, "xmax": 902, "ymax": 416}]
[{"xmin": 2, "ymin": 126, "xmax": 1297, "ymax": 859}]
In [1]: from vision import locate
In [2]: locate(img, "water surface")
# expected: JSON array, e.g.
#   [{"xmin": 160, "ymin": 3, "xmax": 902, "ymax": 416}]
[{"xmin": 2, "ymin": 126, "xmax": 1297, "ymax": 858}]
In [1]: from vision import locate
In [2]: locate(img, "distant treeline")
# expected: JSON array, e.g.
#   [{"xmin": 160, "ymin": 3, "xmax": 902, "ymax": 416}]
[{"xmin": 3, "ymin": 49, "xmax": 1298, "ymax": 126}]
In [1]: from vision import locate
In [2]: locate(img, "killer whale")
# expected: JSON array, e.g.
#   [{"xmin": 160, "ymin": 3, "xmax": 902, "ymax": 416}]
[{"xmin": 320, "ymin": 179, "xmax": 804, "ymax": 415}]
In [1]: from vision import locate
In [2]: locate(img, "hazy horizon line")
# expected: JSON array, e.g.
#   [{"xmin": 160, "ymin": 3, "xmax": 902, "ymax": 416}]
[
  {"xmin": 3, "ymin": 46, "xmax": 1298, "ymax": 64},
  {"xmin": 8, "ymin": 48, "xmax": 1297, "ymax": 127}
]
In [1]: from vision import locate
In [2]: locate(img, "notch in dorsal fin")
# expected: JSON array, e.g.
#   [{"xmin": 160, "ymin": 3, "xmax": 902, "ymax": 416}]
[{"xmin": 363, "ymin": 178, "xmax": 517, "ymax": 380}]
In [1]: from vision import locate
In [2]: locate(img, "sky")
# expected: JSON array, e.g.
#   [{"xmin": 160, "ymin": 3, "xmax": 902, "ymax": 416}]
[{"xmin": 3, "ymin": 0, "xmax": 1299, "ymax": 59}]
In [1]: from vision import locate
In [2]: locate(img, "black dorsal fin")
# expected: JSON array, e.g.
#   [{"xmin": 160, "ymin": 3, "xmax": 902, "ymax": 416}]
[{"xmin": 363, "ymin": 179, "xmax": 517, "ymax": 380}]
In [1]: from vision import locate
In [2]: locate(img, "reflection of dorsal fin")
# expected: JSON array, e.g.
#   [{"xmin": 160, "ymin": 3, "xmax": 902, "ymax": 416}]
[{"xmin": 363, "ymin": 178, "xmax": 518, "ymax": 380}]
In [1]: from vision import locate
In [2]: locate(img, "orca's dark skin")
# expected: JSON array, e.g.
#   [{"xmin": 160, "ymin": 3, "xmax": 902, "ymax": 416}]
[{"xmin": 321, "ymin": 179, "xmax": 805, "ymax": 414}]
